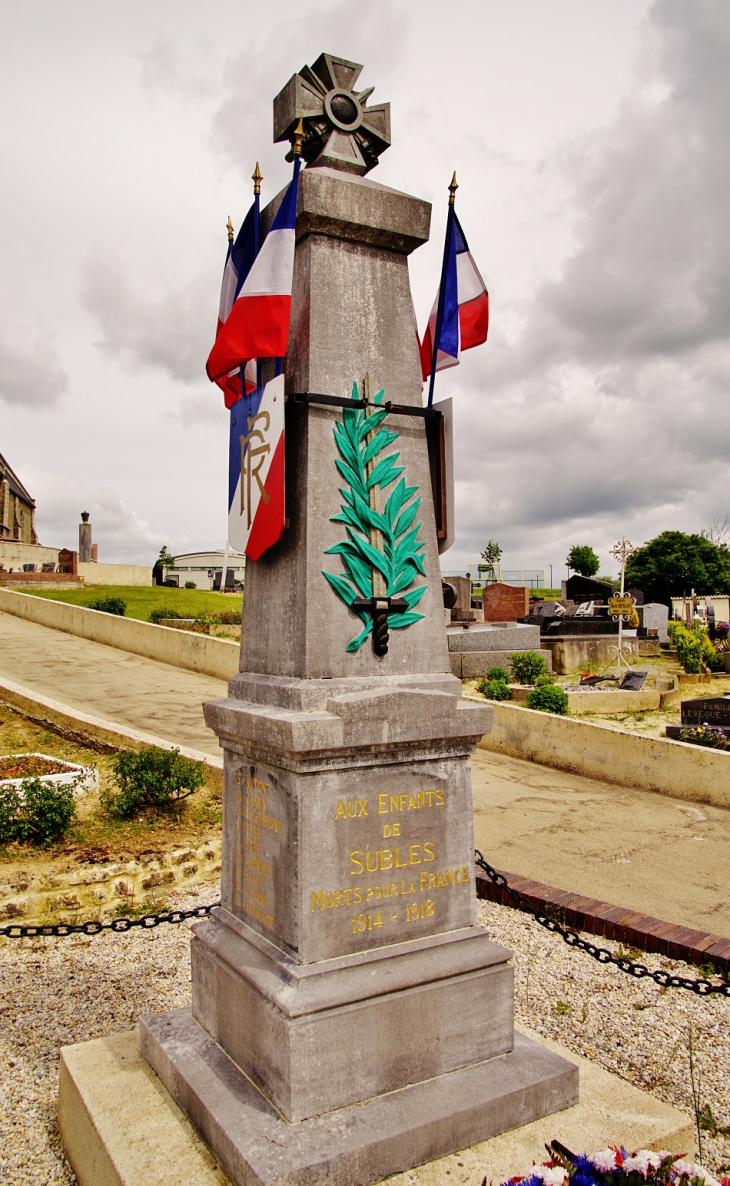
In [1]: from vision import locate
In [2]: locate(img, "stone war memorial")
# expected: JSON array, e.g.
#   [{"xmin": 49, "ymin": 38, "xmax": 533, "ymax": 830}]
[{"xmin": 60, "ymin": 53, "xmax": 578, "ymax": 1184}]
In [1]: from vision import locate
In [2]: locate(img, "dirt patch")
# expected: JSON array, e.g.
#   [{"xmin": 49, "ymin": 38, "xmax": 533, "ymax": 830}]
[{"xmin": 0, "ymin": 754, "xmax": 71, "ymax": 778}]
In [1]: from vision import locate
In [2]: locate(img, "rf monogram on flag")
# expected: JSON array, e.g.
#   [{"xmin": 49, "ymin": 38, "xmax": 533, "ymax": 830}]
[{"xmin": 240, "ymin": 409, "xmax": 271, "ymax": 528}]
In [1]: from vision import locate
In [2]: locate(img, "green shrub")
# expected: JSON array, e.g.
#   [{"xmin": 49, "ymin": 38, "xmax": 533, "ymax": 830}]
[
  {"xmin": 509, "ymin": 650, "xmax": 548, "ymax": 685},
  {"xmin": 535, "ymin": 673, "xmax": 556, "ymax": 687},
  {"xmin": 88, "ymin": 596, "xmax": 126, "ymax": 616},
  {"xmin": 148, "ymin": 607, "xmax": 185, "ymax": 624},
  {"xmin": 673, "ymin": 624, "xmax": 704, "ymax": 673},
  {"xmin": 184, "ymin": 580, "xmax": 197, "ymax": 589},
  {"xmin": 103, "ymin": 747, "xmax": 206, "ymax": 818},
  {"xmin": 0, "ymin": 778, "xmax": 77, "ymax": 845},
  {"xmin": 485, "ymin": 666, "xmax": 509, "ymax": 684},
  {"xmin": 525, "ymin": 684, "xmax": 569, "ymax": 714},
  {"xmin": 477, "ymin": 678, "xmax": 511, "ymax": 701}
]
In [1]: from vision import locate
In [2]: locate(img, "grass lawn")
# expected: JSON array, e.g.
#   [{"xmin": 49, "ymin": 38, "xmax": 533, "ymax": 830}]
[{"xmin": 20, "ymin": 584, "xmax": 242, "ymax": 623}]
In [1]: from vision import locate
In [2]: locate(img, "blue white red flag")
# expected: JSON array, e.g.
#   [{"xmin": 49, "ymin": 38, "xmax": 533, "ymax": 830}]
[
  {"xmin": 419, "ymin": 208, "xmax": 489, "ymax": 384},
  {"xmin": 212, "ymin": 202, "xmax": 259, "ymax": 408},
  {"xmin": 228, "ymin": 374, "xmax": 285, "ymax": 560},
  {"xmin": 207, "ymin": 160, "xmax": 301, "ymax": 385}
]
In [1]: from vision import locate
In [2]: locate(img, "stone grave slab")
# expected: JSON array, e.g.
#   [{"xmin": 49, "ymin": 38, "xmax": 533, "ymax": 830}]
[{"xmin": 482, "ymin": 583, "xmax": 529, "ymax": 622}]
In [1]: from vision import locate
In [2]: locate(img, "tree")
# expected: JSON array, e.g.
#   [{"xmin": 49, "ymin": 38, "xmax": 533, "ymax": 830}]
[
  {"xmin": 156, "ymin": 545, "xmax": 175, "ymax": 569},
  {"xmin": 566, "ymin": 545, "xmax": 600, "ymax": 577},
  {"xmin": 701, "ymin": 516, "xmax": 730, "ymax": 547},
  {"xmin": 480, "ymin": 540, "xmax": 502, "ymax": 578},
  {"xmin": 624, "ymin": 531, "xmax": 730, "ymax": 606}
]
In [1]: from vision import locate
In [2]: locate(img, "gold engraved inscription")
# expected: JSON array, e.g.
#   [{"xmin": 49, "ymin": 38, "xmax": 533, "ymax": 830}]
[
  {"xmin": 312, "ymin": 783, "xmax": 465, "ymax": 936},
  {"xmin": 233, "ymin": 771, "xmax": 284, "ymax": 933}
]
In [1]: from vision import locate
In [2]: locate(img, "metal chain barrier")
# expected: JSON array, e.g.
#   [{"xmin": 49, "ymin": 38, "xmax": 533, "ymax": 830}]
[
  {"xmin": 475, "ymin": 850, "xmax": 730, "ymax": 998},
  {"xmin": 0, "ymin": 901, "xmax": 219, "ymax": 940},
  {"xmin": 1, "ymin": 854, "xmax": 729, "ymax": 1000}
]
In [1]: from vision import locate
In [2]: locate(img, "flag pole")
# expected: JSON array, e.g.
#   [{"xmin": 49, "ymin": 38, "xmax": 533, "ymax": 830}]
[
  {"xmin": 274, "ymin": 117, "xmax": 304, "ymax": 379},
  {"xmin": 252, "ymin": 162, "xmax": 263, "ymax": 390},
  {"xmin": 222, "ymin": 214, "xmax": 235, "ymax": 593},
  {"xmin": 427, "ymin": 172, "xmax": 458, "ymax": 408}
]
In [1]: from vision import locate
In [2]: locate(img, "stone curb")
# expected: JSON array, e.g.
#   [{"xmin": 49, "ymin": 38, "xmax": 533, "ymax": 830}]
[
  {"xmin": 0, "ymin": 674, "xmax": 223, "ymax": 785},
  {"xmin": 475, "ymin": 866, "xmax": 730, "ymax": 977}
]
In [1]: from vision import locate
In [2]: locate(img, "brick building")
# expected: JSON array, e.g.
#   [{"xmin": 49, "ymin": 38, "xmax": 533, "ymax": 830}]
[{"xmin": 0, "ymin": 452, "xmax": 37, "ymax": 544}]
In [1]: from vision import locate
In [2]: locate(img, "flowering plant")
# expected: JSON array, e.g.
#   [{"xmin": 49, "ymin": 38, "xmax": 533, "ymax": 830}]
[
  {"xmin": 714, "ymin": 622, "xmax": 729, "ymax": 640},
  {"xmin": 500, "ymin": 1144, "xmax": 730, "ymax": 1186},
  {"xmin": 680, "ymin": 724, "xmax": 730, "ymax": 752}
]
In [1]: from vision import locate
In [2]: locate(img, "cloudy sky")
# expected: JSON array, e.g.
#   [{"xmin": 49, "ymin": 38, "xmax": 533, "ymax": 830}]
[{"xmin": 1, "ymin": 0, "xmax": 728, "ymax": 580}]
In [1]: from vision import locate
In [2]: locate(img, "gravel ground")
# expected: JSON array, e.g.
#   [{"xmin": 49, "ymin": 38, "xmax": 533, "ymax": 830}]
[
  {"xmin": 477, "ymin": 900, "xmax": 730, "ymax": 1178},
  {"xmin": 1, "ymin": 888, "xmax": 728, "ymax": 1184}
]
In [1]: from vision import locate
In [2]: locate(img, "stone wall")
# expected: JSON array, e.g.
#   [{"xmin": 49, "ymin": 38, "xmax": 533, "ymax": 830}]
[
  {"xmin": 476, "ymin": 700, "xmax": 730, "ymax": 809},
  {"xmin": 0, "ymin": 541, "xmax": 61, "ymax": 570},
  {"xmin": 77, "ymin": 562, "xmax": 152, "ymax": 586},
  {"xmin": 0, "ymin": 588, "xmax": 239, "ymax": 681},
  {"xmin": 0, "ymin": 836, "xmax": 222, "ymax": 924}
]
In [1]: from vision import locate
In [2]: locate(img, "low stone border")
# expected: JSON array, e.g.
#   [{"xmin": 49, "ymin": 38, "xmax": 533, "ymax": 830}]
[
  {"xmin": 0, "ymin": 753, "xmax": 98, "ymax": 796},
  {"xmin": 475, "ymin": 865, "xmax": 730, "ymax": 977},
  {"xmin": 0, "ymin": 835, "xmax": 222, "ymax": 924},
  {"xmin": 506, "ymin": 686, "xmax": 661, "ymax": 712}
]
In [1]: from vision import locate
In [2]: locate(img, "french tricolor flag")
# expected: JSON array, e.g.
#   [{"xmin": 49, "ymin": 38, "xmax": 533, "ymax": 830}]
[
  {"xmin": 212, "ymin": 202, "xmax": 259, "ymax": 408},
  {"xmin": 207, "ymin": 159, "xmax": 300, "ymax": 386},
  {"xmin": 419, "ymin": 207, "xmax": 489, "ymax": 385}
]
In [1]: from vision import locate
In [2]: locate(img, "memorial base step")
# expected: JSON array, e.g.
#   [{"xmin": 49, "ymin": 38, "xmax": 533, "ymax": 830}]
[{"xmin": 139, "ymin": 1009, "xmax": 578, "ymax": 1186}]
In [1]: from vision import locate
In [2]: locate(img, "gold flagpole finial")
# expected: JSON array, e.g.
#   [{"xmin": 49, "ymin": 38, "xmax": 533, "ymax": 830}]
[
  {"xmin": 226, "ymin": 216, "xmax": 234, "ymax": 242},
  {"xmin": 448, "ymin": 171, "xmax": 458, "ymax": 205},
  {"xmin": 292, "ymin": 115, "xmax": 305, "ymax": 157},
  {"xmin": 252, "ymin": 162, "xmax": 263, "ymax": 195}
]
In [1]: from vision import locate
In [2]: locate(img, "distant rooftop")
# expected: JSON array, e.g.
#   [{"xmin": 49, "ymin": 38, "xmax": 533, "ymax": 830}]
[{"xmin": 0, "ymin": 452, "xmax": 35, "ymax": 507}]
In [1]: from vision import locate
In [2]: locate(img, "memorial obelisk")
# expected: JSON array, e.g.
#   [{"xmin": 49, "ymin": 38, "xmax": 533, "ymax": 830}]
[{"xmin": 141, "ymin": 53, "xmax": 578, "ymax": 1185}]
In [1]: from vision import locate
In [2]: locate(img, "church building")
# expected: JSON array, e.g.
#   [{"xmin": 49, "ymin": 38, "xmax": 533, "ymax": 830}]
[{"xmin": 0, "ymin": 452, "xmax": 37, "ymax": 543}]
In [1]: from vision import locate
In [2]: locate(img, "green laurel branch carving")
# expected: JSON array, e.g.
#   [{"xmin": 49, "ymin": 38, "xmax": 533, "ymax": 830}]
[{"xmin": 322, "ymin": 382, "xmax": 427, "ymax": 652}]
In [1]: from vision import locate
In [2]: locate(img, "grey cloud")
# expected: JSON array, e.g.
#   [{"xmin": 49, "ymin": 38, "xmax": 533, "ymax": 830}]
[
  {"xmin": 28, "ymin": 469, "xmax": 167, "ymax": 563},
  {"xmin": 211, "ymin": 1, "xmax": 411, "ymax": 181},
  {"xmin": 0, "ymin": 327, "xmax": 68, "ymax": 408},
  {"xmin": 79, "ymin": 256, "xmax": 215, "ymax": 384},
  {"xmin": 527, "ymin": 0, "xmax": 730, "ymax": 368},
  {"xmin": 441, "ymin": 1, "xmax": 730, "ymax": 572},
  {"xmin": 172, "ymin": 392, "xmax": 227, "ymax": 427}
]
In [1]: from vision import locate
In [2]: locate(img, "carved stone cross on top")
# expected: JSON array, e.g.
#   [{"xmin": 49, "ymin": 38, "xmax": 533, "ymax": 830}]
[{"xmin": 273, "ymin": 53, "xmax": 391, "ymax": 175}]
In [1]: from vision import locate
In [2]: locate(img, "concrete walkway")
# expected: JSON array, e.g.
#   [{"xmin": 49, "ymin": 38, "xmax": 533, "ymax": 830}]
[
  {"xmin": 0, "ymin": 611, "xmax": 225, "ymax": 758},
  {"xmin": 1, "ymin": 609, "xmax": 728, "ymax": 935}
]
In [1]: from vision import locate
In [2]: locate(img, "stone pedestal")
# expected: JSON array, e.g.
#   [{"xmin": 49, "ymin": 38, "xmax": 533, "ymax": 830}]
[
  {"xmin": 138, "ymin": 73, "xmax": 578, "ymax": 1186},
  {"xmin": 141, "ymin": 676, "xmax": 578, "ymax": 1182}
]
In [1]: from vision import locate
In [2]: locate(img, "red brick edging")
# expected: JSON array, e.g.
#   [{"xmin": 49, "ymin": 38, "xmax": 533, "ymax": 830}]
[{"xmin": 475, "ymin": 866, "xmax": 730, "ymax": 978}]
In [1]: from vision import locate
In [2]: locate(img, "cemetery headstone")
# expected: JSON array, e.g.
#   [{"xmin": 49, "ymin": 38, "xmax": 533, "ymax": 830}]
[
  {"xmin": 565, "ymin": 574, "xmax": 613, "ymax": 603},
  {"xmin": 57, "ymin": 548, "xmax": 77, "ymax": 575},
  {"xmin": 641, "ymin": 603, "xmax": 669, "ymax": 643},
  {"xmin": 482, "ymin": 582, "xmax": 529, "ymax": 622},
  {"xmin": 448, "ymin": 574, "xmax": 478, "ymax": 622},
  {"xmin": 680, "ymin": 692, "xmax": 730, "ymax": 732},
  {"xmin": 138, "ymin": 52, "xmax": 577, "ymax": 1186},
  {"xmin": 442, "ymin": 579, "xmax": 457, "ymax": 609}
]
